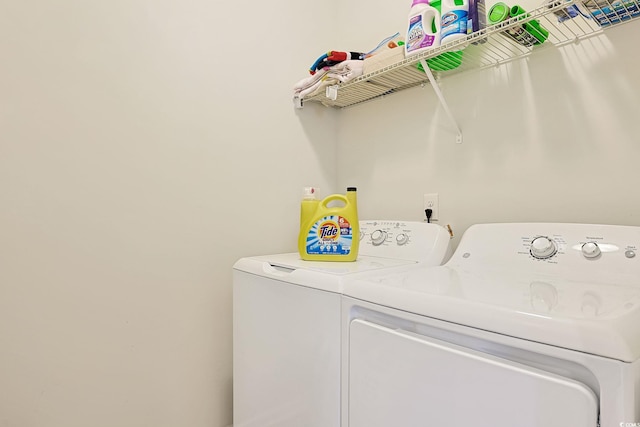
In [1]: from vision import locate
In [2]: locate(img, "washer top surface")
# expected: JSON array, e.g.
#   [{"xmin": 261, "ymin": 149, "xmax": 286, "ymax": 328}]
[
  {"xmin": 233, "ymin": 220, "xmax": 452, "ymax": 294},
  {"xmin": 241, "ymin": 252, "xmax": 415, "ymax": 275},
  {"xmin": 343, "ymin": 223, "xmax": 640, "ymax": 362}
]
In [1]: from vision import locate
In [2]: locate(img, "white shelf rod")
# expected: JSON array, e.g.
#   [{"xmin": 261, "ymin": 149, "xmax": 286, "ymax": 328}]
[{"xmin": 419, "ymin": 58, "xmax": 463, "ymax": 144}]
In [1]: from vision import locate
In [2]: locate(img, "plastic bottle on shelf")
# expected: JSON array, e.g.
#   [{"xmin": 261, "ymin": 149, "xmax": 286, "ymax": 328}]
[
  {"xmin": 487, "ymin": 2, "xmax": 538, "ymax": 46},
  {"xmin": 440, "ymin": 0, "xmax": 469, "ymax": 43},
  {"xmin": 414, "ymin": 0, "xmax": 464, "ymax": 71},
  {"xmin": 405, "ymin": 0, "xmax": 441, "ymax": 56},
  {"xmin": 467, "ymin": 0, "xmax": 487, "ymax": 42},
  {"xmin": 510, "ymin": 5, "xmax": 550, "ymax": 44}
]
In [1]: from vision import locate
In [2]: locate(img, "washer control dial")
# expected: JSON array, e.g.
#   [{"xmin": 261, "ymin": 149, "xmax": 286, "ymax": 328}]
[
  {"xmin": 530, "ymin": 236, "xmax": 558, "ymax": 259},
  {"xmin": 396, "ymin": 233, "xmax": 409, "ymax": 246},
  {"xmin": 370, "ymin": 230, "xmax": 387, "ymax": 246},
  {"xmin": 581, "ymin": 242, "xmax": 601, "ymax": 259}
]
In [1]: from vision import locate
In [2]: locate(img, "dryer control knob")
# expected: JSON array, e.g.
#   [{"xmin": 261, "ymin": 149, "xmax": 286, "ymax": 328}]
[
  {"xmin": 530, "ymin": 236, "xmax": 557, "ymax": 259},
  {"xmin": 396, "ymin": 233, "xmax": 409, "ymax": 246},
  {"xmin": 370, "ymin": 230, "xmax": 387, "ymax": 246},
  {"xmin": 581, "ymin": 242, "xmax": 601, "ymax": 259}
]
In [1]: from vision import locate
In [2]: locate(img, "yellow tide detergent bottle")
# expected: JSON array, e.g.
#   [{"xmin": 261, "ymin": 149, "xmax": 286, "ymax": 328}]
[{"xmin": 298, "ymin": 187, "xmax": 359, "ymax": 261}]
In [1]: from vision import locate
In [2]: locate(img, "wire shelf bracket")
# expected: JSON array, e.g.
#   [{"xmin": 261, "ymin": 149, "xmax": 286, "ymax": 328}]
[{"xmin": 419, "ymin": 59, "xmax": 463, "ymax": 144}]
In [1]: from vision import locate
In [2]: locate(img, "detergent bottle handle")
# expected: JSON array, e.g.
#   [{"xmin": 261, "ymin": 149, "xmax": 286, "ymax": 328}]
[{"xmin": 320, "ymin": 194, "xmax": 349, "ymax": 208}]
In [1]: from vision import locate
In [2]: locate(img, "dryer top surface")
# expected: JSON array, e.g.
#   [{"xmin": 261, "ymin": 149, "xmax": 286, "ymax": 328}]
[{"xmin": 343, "ymin": 223, "xmax": 640, "ymax": 362}]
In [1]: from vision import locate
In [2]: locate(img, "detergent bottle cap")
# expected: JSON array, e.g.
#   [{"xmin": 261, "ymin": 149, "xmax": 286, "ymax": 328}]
[{"xmin": 411, "ymin": 0, "xmax": 431, "ymax": 6}]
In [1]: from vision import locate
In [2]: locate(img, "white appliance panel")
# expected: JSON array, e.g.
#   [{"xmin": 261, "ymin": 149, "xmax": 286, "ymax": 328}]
[
  {"xmin": 233, "ymin": 220, "xmax": 452, "ymax": 293},
  {"xmin": 341, "ymin": 224, "xmax": 640, "ymax": 427},
  {"xmin": 233, "ymin": 272, "xmax": 341, "ymax": 427},
  {"xmin": 233, "ymin": 253, "xmax": 416, "ymax": 294},
  {"xmin": 349, "ymin": 319, "xmax": 599, "ymax": 427},
  {"xmin": 344, "ymin": 223, "xmax": 640, "ymax": 361},
  {"xmin": 233, "ymin": 221, "xmax": 452, "ymax": 427}
]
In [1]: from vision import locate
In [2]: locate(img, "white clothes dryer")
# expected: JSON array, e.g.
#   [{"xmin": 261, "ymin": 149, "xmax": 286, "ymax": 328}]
[
  {"xmin": 233, "ymin": 220, "xmax": 452, "ymax": 427},
  {"xmin": 341, "ymin": 223, "xmax": 640, "ymax": 427}
]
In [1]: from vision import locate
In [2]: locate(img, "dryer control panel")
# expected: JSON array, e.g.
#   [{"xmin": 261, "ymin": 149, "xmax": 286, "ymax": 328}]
[{"xmin": 359, "ymin": 220, "xmax": 452, "ymax": 263}]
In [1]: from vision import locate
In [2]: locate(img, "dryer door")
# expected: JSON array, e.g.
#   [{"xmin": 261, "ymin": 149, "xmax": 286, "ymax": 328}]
[{"xmin": 349, "ymin": 319, "xmax": 599, "ymax": 427}]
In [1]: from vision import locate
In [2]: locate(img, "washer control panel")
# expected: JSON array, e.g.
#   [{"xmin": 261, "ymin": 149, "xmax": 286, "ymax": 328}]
[
  {"xmin": 358, "ymin": 220, "xmax": 451, "ymax": 263},
  {"xmin": 442, "ymin": 223, "xmax": 640, "ymax": 332},
  {"xmin": 520, "ymin": 230, "xmax": 637, "ymax": 263},
  {"xmin": 453, "ymin": 223, "xmax": 640, "ymax": 268}
]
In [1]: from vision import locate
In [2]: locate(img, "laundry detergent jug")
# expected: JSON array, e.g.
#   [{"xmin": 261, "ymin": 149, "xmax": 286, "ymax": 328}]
[{"xmin": 298, "ymin": 187, "xmax": 359, "ymax": 261}]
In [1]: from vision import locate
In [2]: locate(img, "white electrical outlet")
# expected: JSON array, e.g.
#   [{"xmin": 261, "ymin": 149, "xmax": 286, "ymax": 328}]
[{"xmin": 423, "ymin": 193, "xmax": 439, "ymax": 221}]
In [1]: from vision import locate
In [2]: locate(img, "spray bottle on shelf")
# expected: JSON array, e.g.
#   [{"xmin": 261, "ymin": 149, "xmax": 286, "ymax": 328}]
[
  {"xmin": 405, "ymin": 0, "xmax": 441, "ymax": 56},
  {"xmin": 298, "ymin": 187, "xmax": 360, "ymax": 262}
]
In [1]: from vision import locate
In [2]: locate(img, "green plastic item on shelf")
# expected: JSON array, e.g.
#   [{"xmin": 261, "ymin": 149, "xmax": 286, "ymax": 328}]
[
  {"xmin": 416, "ymin": 50, "xmax": 464, "ymax": 72},
  {"xmin": 487, "ymin": 2, "xmax": 550, "ymax": 46},
  {"xmin": 488, "ymin": 2, "xmax": 510, "ymax": 23},
  {"xmin": 510, "ymin": 5, "xmax": 550, "ymax": 44}
]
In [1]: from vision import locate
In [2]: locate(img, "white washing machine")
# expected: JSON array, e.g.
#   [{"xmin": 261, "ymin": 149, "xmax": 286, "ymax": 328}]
[
  {"xmin": 341, "ymin": 223, "xmax": 640, "ymax": 427},
  {"xmin": 233, "ymin": 220, "xmax": 452, "ymax": 427}
]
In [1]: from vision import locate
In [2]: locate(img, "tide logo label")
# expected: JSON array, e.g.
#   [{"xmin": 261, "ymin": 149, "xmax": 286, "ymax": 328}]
[{"xmin": 318, "ymin": 221, "xmax": 339, "ymax": 241}]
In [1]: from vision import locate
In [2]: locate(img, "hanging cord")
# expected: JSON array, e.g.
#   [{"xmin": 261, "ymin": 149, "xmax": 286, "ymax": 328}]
[{"xmin": 425, "ymin": 209, "xmax": 433, "ymax": 224}]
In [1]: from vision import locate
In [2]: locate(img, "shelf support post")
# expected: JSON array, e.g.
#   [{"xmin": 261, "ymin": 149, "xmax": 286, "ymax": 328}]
[{"xmin": 419, "ymin": 59, "xmax": 463, "ymax": 144}]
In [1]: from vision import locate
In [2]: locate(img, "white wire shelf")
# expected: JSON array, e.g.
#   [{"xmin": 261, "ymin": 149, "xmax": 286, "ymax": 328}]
[{"xmin": 295, "ymin": 0, "xmax": 639, "ymax": 109}]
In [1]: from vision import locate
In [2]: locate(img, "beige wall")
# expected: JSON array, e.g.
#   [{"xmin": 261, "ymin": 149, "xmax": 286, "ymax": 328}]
[{"xmin": 0, "ymin": 1, "xmax": 339, "ymax": 426}]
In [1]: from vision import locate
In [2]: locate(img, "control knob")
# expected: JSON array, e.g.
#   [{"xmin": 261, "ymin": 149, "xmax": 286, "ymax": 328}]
[
  {"xmin": 530, "ymin": 236, "xmax": 557, "ymax": 259},
  {"xmin": 581, "ymin": 242, "xmax": 601, "ymax": 259},
  {"xmin": 370, "ymin": 230, "xmax": 387, "ymax": 246},
  {"xmin": 396, "ymin": 233, "xmax": 409, "ymax": 246}
]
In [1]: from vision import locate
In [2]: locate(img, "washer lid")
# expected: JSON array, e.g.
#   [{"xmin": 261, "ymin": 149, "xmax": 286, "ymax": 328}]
[
  {"xmin": 233, "ymin": 253, "xmax": 417, "ymax": 294},
  {"xmin": 233, "ymin": 220, "xmax": 452, "ymax": 294},
  {"xmin": 344, "ymin": 262, "xmax": 640, "ymax": 362}
]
